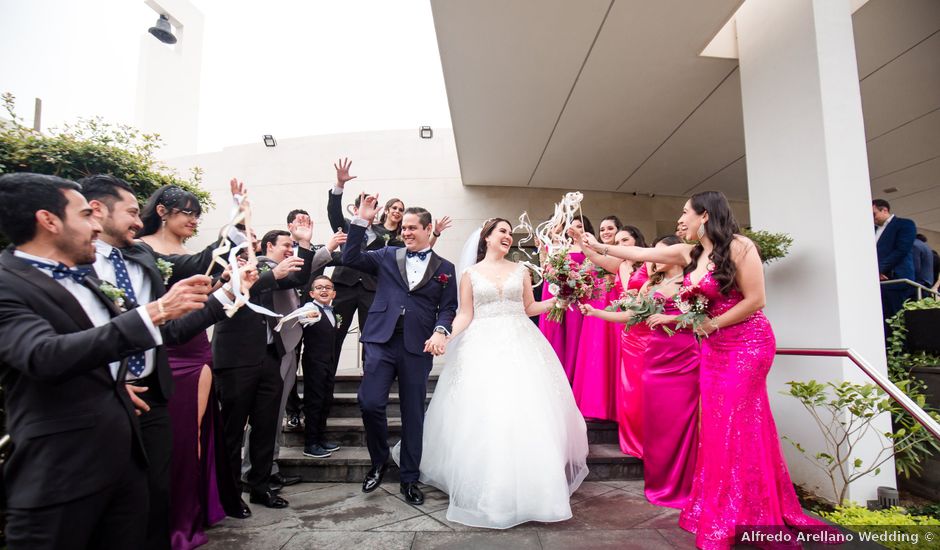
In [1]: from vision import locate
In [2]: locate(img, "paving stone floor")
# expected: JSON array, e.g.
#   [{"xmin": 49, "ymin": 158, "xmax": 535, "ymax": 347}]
[{"xmin": 202, "ymin": 480, "xmax": 700, "ymax": 549}]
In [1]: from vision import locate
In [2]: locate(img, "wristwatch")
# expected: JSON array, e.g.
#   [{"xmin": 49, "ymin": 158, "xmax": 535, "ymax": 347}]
[{"xmin": 433, "ymin": 326, "xmax": 448, "ymax": 335}]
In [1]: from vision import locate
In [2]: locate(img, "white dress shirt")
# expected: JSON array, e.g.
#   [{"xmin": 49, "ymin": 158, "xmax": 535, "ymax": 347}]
[
  {"xmin": 93, "ymin": 240, "xmax": 160, "ymax": 380},
  {"xmin": 875, "ymin": 214, "xmax": 895, "ymax": 242},
  {"xmin": 405, "ymin": 247, "xmax": 432, "ymax": 290},
  {"xmin": 334, "ymin": 186, "xmax": 377, "ymax": 244},
  {"xmin": 14, "ymin": 249, "xmax": 161, "ymax": 380}
]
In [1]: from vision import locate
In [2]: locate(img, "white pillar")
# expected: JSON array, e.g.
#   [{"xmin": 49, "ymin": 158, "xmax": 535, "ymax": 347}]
[{"xmin": 736, "ymin": 0, "xmax": 895, "ymax": 504}]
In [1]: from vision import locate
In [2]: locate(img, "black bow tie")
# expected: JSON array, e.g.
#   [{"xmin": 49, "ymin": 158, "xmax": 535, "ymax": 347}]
[
  {"xmin": 406, "ymin": 250, "xmax": 430, "ymax": 261},
  {"xmin": 22, "ymin": 259, "xmax": 92, "ymax": 284}
]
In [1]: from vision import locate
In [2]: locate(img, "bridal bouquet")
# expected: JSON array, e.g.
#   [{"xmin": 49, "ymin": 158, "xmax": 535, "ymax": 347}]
[
  {"xmin": 542, "ymin": 249, "xmax": 604, "ymax": 322},
  {"xmin": 673, "ymin": 286, "xmax": 711, "ymax": 335},
  {"xmin": 606, "ymin": 293, "xmax": 673, "ymax": 335}
]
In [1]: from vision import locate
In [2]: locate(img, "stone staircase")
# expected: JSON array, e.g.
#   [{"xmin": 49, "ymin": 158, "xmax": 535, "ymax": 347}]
[{"xmin": 278, "ymin": 373, "xmax": 643, "ymax": 483}]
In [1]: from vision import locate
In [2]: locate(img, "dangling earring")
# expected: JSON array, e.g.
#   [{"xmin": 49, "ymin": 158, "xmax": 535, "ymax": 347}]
[{"xmin": 696, "ymin": 222, "xmax": 706, "ymax": 240}]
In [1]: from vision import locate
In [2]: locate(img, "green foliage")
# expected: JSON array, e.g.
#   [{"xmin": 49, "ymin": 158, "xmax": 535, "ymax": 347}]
[
  {"xmin": 742, "ymin": 228, "xmax": 793, "ymax": 264},
  {"xmin": 906, "ymin": 503, "xmax": 940, "ymax": 520},
  {"xmin": 884, "ymin": 299, "xmax": 940, "ymax": 478},
  {"xmin": 784, "ymin": 380, "xmax": 938, "ymax": 505},
  {"xmin": 0, "ymin": 92, "xmax": 209, "ymax": 248},
  {"xmin": 821, "ymin": 505, "xmax": 940, "ymax": 550}
]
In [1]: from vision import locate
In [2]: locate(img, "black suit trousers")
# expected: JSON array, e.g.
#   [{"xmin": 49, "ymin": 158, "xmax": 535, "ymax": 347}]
[
  {"xmin": 301, "ymin": 354, "xmax": 339, "ymax": 446},
  {"xmin": 5, "ymin": 457, "xmax": 148, "ymax": 550},
  {"xmin": 214, "ymin": 347, "xmax": 284, "ymax": 493},
  {"xmin": 136, "ymin": 384, "xmax": 172, "ymax": 550},
  {"xmin": 331, "ymin": 283, "xmax": 375, "ymax": 365}
]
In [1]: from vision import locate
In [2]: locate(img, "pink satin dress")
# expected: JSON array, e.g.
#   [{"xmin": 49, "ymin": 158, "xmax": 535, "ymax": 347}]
[
  {"xmin": 642, "ymin": 288, "xmax": 700, "ymax": 508},
  {"xmin": 571, "ymin": 268, "xmax": 620, "ymax": 421},
  {"xmin": 539, "ymin": 251, "xmax": 586, "ymax": 383},
  {"xmin": 678, "ymin": 271, "xmax": 832, "ymax": 549},
  {"xmin": 616, "ymin": 265, "xmax": 649, "ymax": 457}
]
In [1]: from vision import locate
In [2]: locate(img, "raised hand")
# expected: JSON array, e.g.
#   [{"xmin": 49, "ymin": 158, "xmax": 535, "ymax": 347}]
[
  {"xmin": 326, "ymin": 229, "xmax": 347, "ymax": 252},
  {"xmin": 582, "ymin": 232, "xmax": 600, "ymax": 250},
  {"xmin": 334, "ymin": 157, "xmax": 357, "ymax": 188},
  {"xmin": 434, "ymin": 216, "xmax": 453, "ymax": 236},
  {"xmin": 152, "ymin": 274, "xmax": 214, "ymax": 322},
  {"xmin": 357, "ymin": 193, "xmax": 379, "ymax": 224},
  {"xmin": 230, "ymin": 178, "xmax": 247, "ymax": 198},
  {"xmin": 289, "ymin": 213, "xmax": 313, "ymax": 247},
  {"xmin": 566, "ymin": 224, "xmax": 584, "ymax": 243},
  {"xmin": 272, "ymin": 256, "xmax": 305, "ymax": 280},
  {"xmin": 238, "ymin": 263, "xmax": 260, "ymax": 291}
]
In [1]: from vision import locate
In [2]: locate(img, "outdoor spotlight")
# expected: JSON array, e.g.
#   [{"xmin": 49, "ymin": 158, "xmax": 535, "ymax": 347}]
[
  {"xmin": 419, "ymin": 126, "xmax": 433, "ymax": 139},
  {"xmin": 263, "ymin": 135, "xmax": 277, "ymax": 147},
  {"xmin": 883, "ymin": 187, "xmax": 898, "ymax": 194},
  {"xmin": 148, "ymin": 14, "xmax": 178, "ymax": 44}
]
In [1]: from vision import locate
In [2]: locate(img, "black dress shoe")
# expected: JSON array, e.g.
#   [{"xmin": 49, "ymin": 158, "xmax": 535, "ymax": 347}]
[
  {"xmin": 270, "ymin": 472, "xmax": 302, "ymax": 487},
  {"xmin": 249, "ymin": 489, "xmax": 289, "ymax": 509},
  {"xmin": 231, "ymin": 498, "xmax": 252, "ymax": 519},
  {"xmin": 362, "ymin": 463, "xmax": 388, "ymax": 493},
  {"xmin": 400, "ymin": 482, "xmax": 424, "ymax": 505}
]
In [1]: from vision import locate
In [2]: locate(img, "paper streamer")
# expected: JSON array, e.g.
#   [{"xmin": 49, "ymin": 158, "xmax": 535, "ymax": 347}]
[
  {"xmin": 274, "ymin": 302, "xmax": 322, "ymax": 332},
  {"xmin": 223, "ymin": 241, "xmax": 282, "ymax": 319}
]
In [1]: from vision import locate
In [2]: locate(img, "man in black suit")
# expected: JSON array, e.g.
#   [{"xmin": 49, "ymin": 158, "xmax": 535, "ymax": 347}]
[
  {"xmin": 79, "ymin": 175, "xmax": 251, "ymax": 549},
  {"xmin": 211, "ymin": 229, "xmax": 315, "ymax": 509},
  {"xmin": 0, "ymin": 173, "xmax": 246, "ymax": 550},
  {"xmin": 300, "ymin": 275, "xmax": 342, "ymax": 458}
]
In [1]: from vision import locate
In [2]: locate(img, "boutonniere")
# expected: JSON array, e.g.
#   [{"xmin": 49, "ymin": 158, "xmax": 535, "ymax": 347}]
[
  {"xmin": 258, "ymin": 262, "xmax": 272, "ymax": 273},
  {"xmin": 99, "ymin": 281, "xmax": 127, "ymax": 311},
  {"xmin": 155, "ymin": 258, "xmax": 174, "ymax": 285},
  {"xmin": 436, "ymin": 273, "xmax": 451, "ymax": 288},
  {"xmin": 381, "ymin": 233, "xmax": 391, "ymax": 244},
  {"xmin": 334, "ymin": 313, "xmax": 344, "ymax": 328}
]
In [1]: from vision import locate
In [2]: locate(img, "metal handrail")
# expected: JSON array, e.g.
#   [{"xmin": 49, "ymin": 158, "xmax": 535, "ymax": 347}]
[
  {"xmin": 776, "ymin": 347, "xmax": 940, "ymax": 441},
  {"xmin": 880, "ymin": 278, "xmax": 939, "ymax": 300}
]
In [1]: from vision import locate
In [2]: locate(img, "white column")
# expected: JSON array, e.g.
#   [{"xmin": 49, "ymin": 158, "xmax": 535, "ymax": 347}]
[{"xmin": 736, "ymin": 0, "xmax": 894, "ymax": 504}]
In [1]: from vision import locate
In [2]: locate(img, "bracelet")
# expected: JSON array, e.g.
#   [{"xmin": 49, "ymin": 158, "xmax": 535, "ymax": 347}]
[
  {"xmin": 603, "ymin": 246, "xmax": 609, "ymax": 256},
  {"xmin": 433, "ymin": 231, "xmax": 441, "ymax": 238},
  {"xmin": 156, "ymin": 298, "xmax": 167, "ymax": 326}
]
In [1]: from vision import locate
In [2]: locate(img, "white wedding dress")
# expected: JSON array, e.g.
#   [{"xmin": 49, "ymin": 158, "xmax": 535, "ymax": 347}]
[{"xmin": 393, "ymin": 263, "xmax": 589, "ymax": 529}]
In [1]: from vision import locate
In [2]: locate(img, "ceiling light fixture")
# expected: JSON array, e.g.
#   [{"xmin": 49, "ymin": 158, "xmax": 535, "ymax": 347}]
[
  {"xmin": 883, "ymin": 187, "xmax": 898, "ymax": 194},
  {"xmin": 263, "ymin": 135, "xmax": 277, "ymax": 147}
]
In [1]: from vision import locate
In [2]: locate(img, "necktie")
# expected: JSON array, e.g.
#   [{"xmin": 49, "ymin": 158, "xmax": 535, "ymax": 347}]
[
  {"xmin": 21, "ymin": 259, "xmax": 91, "ymax": 284},
  {"xmin": 109, "ymin": 248, "xmax": 146, "ymax": 377},
  {"xmin": 406, "ymin": 250, "xmax": 429, "ymax": 261}
]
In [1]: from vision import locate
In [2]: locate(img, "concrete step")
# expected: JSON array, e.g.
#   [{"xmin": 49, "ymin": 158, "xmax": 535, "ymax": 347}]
[
  {"xmin": 278, "ymin": 444, "xmax": 642, "ymax": 483},
  {"xmin": 281, "ymin": 418, "xmax": 619, "ymax": 447},
  {"xmin": 300, "ymin": 374, "xmax": 440, "ymax": 395},
  {"xmin": 294, "ymin": 393, "xmax": 433, "ymax": 418}
]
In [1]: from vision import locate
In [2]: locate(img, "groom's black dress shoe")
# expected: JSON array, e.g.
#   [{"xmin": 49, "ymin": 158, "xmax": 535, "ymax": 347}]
[
  {"xmin": 249, "ymin": 489, "xmax": 289, "ymax": 509},
  {"xmin": 232, "ymin": 498, "xmax": 252, "ymax": 519},
  {"xmin": 362, "ymin": 463, "xmax": 388, "ymax": 493},
  {"xmin": 400, "ymin": 482, "xmax": 424, "ymax": 505}
]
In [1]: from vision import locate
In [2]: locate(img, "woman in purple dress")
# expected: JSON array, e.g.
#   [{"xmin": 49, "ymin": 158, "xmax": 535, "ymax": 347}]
[{"xmin": 139, "ymin": 184, "xmax": 245, "ymax": 550}]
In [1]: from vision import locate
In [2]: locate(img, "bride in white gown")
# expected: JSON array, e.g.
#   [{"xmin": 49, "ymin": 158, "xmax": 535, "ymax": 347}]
[{"xmin": 393, "ymin": 218, "xmax": 589, "ymax": 529}]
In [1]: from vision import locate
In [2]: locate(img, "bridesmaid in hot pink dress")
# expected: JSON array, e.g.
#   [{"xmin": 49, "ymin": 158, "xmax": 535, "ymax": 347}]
[
  {"xmin": 538, "ymin": 217, "xmax": 592, "ymax": 383},
  {"xmin": 583, "ymin": 191, "xmax": 831, "ymax": 549},
  {"xmin": 571, "ymin": 216, "xmax": 622, "ymax": 420}
]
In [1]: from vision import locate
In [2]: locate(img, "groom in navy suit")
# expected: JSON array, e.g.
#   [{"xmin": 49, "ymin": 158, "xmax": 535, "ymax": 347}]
[{"xmin": 342, "ymin": 194, "xmax": 458, "ymax": 505}]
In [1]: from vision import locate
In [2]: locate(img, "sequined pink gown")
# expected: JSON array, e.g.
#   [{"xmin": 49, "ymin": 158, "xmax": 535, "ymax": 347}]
[
  {"xmin": 616, "ymin": 265, "xmax": 649, "ymax": 457},
  {"xmin": 539, "ymin": 251, "xmax": 586, "ymax": 383},
  {"xmin": 678, "ymin": 271, "xmax": 830, "ymax": 549},
  {"xmin": 571, "ymin": 269, "xmax": 620, "ymax": 421}
]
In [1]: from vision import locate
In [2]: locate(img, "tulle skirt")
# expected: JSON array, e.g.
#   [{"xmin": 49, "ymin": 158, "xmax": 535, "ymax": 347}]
[{"xmin": 399, "ymin": 312, "xmax": 589, "ymax": 529}]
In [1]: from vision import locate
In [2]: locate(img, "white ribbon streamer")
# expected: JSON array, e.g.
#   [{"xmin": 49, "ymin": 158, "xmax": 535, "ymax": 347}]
[{"xmin": 274, "ymin": 302, "xmax": 321, "ymax": 332}]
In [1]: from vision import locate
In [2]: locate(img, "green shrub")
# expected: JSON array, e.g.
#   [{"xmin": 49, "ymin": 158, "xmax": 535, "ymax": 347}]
[
  {"xmin": 742, "ymin": 228, "xmax": 793, "ymax": 264},
  {"xmin": 821, "ymin": 505, "xmax": 940, "ymax": 550},
  {"xmin": 0, "ymin": 92, "xmax": 209, "ymax": 248}
]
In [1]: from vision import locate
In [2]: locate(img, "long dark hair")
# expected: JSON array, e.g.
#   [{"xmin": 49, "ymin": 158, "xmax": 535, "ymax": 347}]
[
  {"xmin": 378, "ymin": 197, "xmax": 405, "ymax": 228},
  {"xmin": 619, "ymin": 225, "xmax": 648, "ymax": 271},
  {"xmin": 575, "ymin": 215, "xmax": 594, "ymax": 236},
  {"xmin": 138, "ymin": 185, "xmax": 202, "ymax": 238},
  {"xmin": 685, "ymin": 191, "xmax": 740, "ymax": 294},
  {"xmin": 648, "ymin": 235, "xmax": 683, "ymax": 286},
  {"xmin": 476, "ymin": 218, "xmax": 512, "ymax": 262}
]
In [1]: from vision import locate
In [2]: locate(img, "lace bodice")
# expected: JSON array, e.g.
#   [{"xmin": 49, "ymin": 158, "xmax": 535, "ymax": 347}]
[{"xmin": 466, "ymin": 263, "xmax": 528, "ymax": 320}]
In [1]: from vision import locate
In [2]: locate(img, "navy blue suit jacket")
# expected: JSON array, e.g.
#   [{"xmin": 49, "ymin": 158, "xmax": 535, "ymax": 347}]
[
  {"xmin": 341, "ymin": 223, "xmax": 458, "ymax": 355},
  {"xmin": 876, "ymin": 216, "xmax": 916, "ymax": 281}
]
